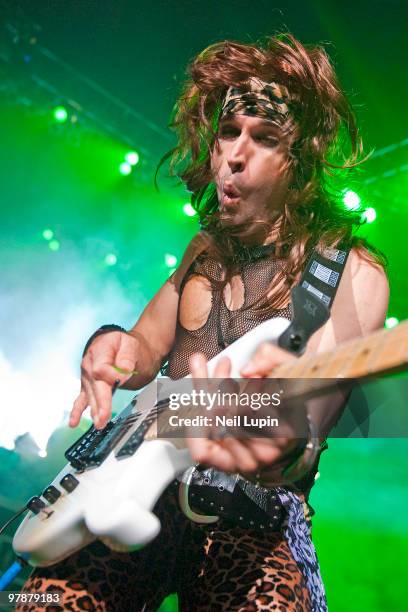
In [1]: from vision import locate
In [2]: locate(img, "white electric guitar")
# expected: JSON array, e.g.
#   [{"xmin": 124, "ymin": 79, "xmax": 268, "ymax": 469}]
[{"xmin": 12, "ymin": 317, "xmax": 407, "ymax": 567}]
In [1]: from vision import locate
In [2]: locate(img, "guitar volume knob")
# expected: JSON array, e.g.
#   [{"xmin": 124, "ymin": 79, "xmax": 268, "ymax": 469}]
[
  {"xmin": 42, "ymin": 485, "xmax": 61, "ymax": 504},
  {"xmin": 26, "ymin": 496, "xmax": 46, "ymax": 514},
  {"xmin": 59, "ymin": 474, "xmax": 79, "ymax": 493}
]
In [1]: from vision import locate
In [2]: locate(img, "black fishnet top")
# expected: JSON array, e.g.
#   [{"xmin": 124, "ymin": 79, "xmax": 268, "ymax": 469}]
[{"xmin": 166, "ymin": 244, "xmax": 291, "ymax": 379}]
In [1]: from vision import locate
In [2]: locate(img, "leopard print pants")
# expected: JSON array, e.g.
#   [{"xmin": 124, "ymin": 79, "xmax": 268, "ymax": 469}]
[{"xmin": 16, "ymin": 482, "xmax": 311, "ymax": 612}]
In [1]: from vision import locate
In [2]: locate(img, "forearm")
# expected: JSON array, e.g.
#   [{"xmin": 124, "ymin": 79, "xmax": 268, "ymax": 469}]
[
  {"xmin": 306, "ymin": 385, "xmax": 352, "ymax": 441},
  {"xmin": 121, "ymin": 328, "xmax": 165, "ymax": 389}
]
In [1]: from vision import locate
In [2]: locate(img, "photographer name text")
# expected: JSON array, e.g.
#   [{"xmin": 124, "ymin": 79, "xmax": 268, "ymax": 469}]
[{"xmin": 167, "ymin": 414, "xmax": 279, "ymax": 429}]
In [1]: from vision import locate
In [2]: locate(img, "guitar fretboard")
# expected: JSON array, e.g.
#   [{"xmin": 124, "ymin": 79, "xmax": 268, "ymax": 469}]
[
  {"xmin": 274, "ymin": 320, "xmax": 408, "ymax": 381},
  {"xmin": 152, "ymin": 321, "xmax": 408, "ymax": 440}
]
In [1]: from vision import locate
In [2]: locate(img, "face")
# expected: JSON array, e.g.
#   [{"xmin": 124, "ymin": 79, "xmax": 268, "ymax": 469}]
[{"xmin": 211, "ymin": 114, "xmax": 293, "ymax": 241}]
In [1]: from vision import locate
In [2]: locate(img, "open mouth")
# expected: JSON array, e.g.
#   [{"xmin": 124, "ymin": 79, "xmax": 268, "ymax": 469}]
[
  {"xmin": 222, "ymin": 193, "xmax": 240, "ymax": 205},
  {"xmin": 222, "ymin": 183, "xmax": 240, "ymax": 206}
]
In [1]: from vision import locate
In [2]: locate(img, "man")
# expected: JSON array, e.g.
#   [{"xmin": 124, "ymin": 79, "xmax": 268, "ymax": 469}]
[{"xmin": 19, "ymin": 34, "xmax": 388, "ymax": 611}]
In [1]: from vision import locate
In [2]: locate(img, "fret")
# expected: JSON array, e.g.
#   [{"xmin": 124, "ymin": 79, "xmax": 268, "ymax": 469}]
[
  {"xmin": 298, "ymin": 352, "xmax": 337, "ymax": 378},
  {"xmin": 272, "ymin": 357, "xmax": 300, "ymax": 378},
  {"xmin": 348, "ymin": 323, "xmax": 408, "ymax": 378},
  {"xmin": 298, "ymin": 353, "xmax": 332, "ymax": 378},
  {"xmin": 274, "ymin": 338, "xmax": 364, "ymax": 379},
  {"xmin": 323, "ymin": 342, "xmax": 357, "ymax": 378},
  {"xmin": 359, "ymin": 327, "xmax": 392, "ymax": 377},
  {"xmin": 274, "ymin": 354, "xmax": 314, "ymax": 378},
  {"xmin": 336, "ymin": 335, "xmax": 378, "ymax": 379},
  {"xmin": 307, "ymin": 342, "xmax": 352, "ymax": 378}
]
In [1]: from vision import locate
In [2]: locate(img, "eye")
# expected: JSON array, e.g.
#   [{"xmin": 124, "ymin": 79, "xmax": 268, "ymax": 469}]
[
  {"xmin": 256, "ymin": 134, "xmax": 279, "ymax": 146},
  {"xmin": 218, "ymin": 126, "xmax": 239, "ymax": 139}
]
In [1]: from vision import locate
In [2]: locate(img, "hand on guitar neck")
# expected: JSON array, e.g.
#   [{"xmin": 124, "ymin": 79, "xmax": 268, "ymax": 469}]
[{"xmin": 187, "ymin": 346, "xmax": 304, "ymax": 479}]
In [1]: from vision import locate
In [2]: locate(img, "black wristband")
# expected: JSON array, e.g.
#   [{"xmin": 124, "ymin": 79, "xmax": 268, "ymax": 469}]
[{"xmin": 82, "ymin": 324, "xmax": 127, "ymax": 357}]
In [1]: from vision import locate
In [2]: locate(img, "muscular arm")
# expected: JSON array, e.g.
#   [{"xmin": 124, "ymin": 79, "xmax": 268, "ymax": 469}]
[
  {"xmin": 122, "ymin": 231, "xmax": 209, "ymax": 388},
  {"xmin": 301, "ymin": 247, "xmax": 390, "ymax": 436},
  {"xmin": 70, "ymin": 231, "xmax": 209, "ymax": 429},
  {"xmin": 306, "ymin": 247, "xmax": 389, "ymax": 353}
]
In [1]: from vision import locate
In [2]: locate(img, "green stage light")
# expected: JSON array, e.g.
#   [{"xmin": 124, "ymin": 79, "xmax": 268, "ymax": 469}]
[
  {"xmin": 183, "ymin": 203, "xmax": 197, "ymax": 217},
  {"xmin": 119, "ymin": 162, "xmax": 132, "ymax": 176},
  {"xmin": 48, "ymin": 239, "xmax": 60, "ymax": 251},
  {"xmin": 125, "ymin": 151, "xmax": 139, "ymax": 166},
  {"xmin": 361, "ymin": 207, "xmax": 377, "ymax": 223},
  {"xmin": 165, "ymin": 253, "xmax": 177, "ymax": 267},
  {"xmin": 168, "ymin": 267, "xmax": 177, "ymax": 277},
  {"xmin": 342, "ymin": 190, "xmax": 361, "ymax": 210},
  {"xmin": 42, "ymin": 228, "xmax": 54, "ymax": 241},
  {"xmin": 53, "ymin": 106, "xmax": 68, "ymax": 123},
  {"xmin": 104, "ymin": 253, "xmax": 117, "ymax": 266},
  {"xmin": 385, "ymin": 317, "xmax": 399, "ymax": 329}
]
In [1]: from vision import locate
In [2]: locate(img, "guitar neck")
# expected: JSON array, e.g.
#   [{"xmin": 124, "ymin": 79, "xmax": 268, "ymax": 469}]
[
  {"xmin": 273, "ymin": 320, "xmax": 408, "ymax": 383},
  {"xmin": 149, "ymin": 321, "xmax": 407, "ymax": 441}
]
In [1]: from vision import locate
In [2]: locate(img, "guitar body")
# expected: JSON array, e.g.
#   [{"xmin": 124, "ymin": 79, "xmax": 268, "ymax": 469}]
[{"xmin": 12, "ymin": 317, "xmax": 291, "ymax": 567}]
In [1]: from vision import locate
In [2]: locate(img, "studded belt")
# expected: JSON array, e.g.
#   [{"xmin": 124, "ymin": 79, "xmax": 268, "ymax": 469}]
[{"xmin": 178, "ymin": 466, "xmax": 285, "ymax": 531}]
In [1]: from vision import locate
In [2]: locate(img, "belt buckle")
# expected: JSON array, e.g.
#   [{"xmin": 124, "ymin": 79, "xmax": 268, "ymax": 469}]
[{"xmin": 178, "ymin": 466, "xmax": 219, "ymax": 524}]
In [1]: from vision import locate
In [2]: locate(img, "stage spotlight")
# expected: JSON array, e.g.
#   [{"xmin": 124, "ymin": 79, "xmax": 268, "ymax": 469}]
[
  {"xmin": 342, "ymin": 190, "xmax": 361, "ymax": 210},
  {"xmin": 165, "ymin": 253, "xmax": 177, "ymax": 267},
  {"xmin": 125, "ymin": 151, "xmax": 139, "ymax": 166},
  {"xmin": 48, "ymin": 240, "xmax": 60, "ymax": 252},
  {"xmin": 104, "ymin": 253, "xmax": 117, "ymax": 266},
  {"xmin": 53, "ymin": 106, "xmax": 68, "ymax": 123},
  {"xmin": 385, "ymin": 317, "xmax": 399, "ymax": 329},
  {"xmin": 183, "ymin": 203, "xmax": 196, "ymax": 217},
  {"xmin": 119, "ymin": 162, "xmax": 132, "ymax": 176},
  {"xmin": 361, "ymin": 207, "xmax": 377, "ymax": 223},
  {"xmin": 42, "ymin": 228, "xmax": 54, "ymax": 240}
]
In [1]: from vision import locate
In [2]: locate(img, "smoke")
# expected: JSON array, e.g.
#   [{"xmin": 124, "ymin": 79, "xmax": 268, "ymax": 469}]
[{"xmin": 0, "ymin": 237, "xmax": 145, "ymax": 451}]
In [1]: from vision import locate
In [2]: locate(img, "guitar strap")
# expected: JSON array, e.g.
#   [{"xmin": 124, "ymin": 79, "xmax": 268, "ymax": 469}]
[
  {"xmin": 301, "ymin": 244, "xmax": 351, "ymax": 308},
  {"xmin": 278, "ymin": 243, "xmax": 351, "ymax": 355}
]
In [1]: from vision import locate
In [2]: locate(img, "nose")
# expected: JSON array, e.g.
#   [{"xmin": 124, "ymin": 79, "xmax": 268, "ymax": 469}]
[{"xmin": 227, "ymin": 137, "xmax": 246, "ymax": 174}]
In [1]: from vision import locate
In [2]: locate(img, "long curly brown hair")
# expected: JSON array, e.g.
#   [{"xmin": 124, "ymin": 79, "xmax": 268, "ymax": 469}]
[{"xmin": 157, "ymin": 33, "xmax": 386, "ymax": 311}]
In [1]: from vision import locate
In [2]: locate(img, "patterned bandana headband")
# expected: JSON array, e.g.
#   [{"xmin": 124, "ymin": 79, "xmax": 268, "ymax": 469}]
[{"xmin": 220, "ymin": 76, "xmax": 298, "ymax": 130}]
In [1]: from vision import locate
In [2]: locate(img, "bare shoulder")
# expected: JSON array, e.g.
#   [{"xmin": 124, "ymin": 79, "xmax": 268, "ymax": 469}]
[
  {"xmin": 306, "ymin": 246, "xmax": 389, "ymax": 354},
  {"xmin": 171, "ymin": 231, "xmax": 210, "ymax": 292},
  {"xmin": 344, "ymin": 247, "xmax": 389, "ymax": 327}
]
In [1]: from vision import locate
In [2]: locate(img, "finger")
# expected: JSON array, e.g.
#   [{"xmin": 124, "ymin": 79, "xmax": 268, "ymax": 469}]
[
  {"xmin": 212, "ymin": 356, "xmax": 232, "ymax": 378},
  {"xmin": 189, "ymin": 352, "xmax": 209, "ymax": 378},
  {"xmin": 186, "ymin": 437, "xmax": 237, "ymax": 473},
  {"xmin": 88, "ymin": 334, "xmax": 138, "ymax": 428},
  {"xmin": 69, "ymin": 389, "xmax": 89, "ymax": 427},
  {"xmin": 91, "ymin": 378, "xmax": 116, "ymax": 429},
  {"xmin": 80, "ymin": 353, "xmax": 102, "ymax": 427},
  {"xmin": 81, "ymin": 374, "xmax": 100, "ymax": 427},
  {"xmin": 240, "ymin": 342, "xmax": 294, "ymax": 377},
  {"xmin": 189, "ymin": 352, "xmax": 214, "ymax": 413},
  {"xmin": 219, "ymin": 437, "xmax": 259, "ymax": 473},
  {"xmin": 246, "ymin": 437, "xmax": 289, "ymax": 466}
]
